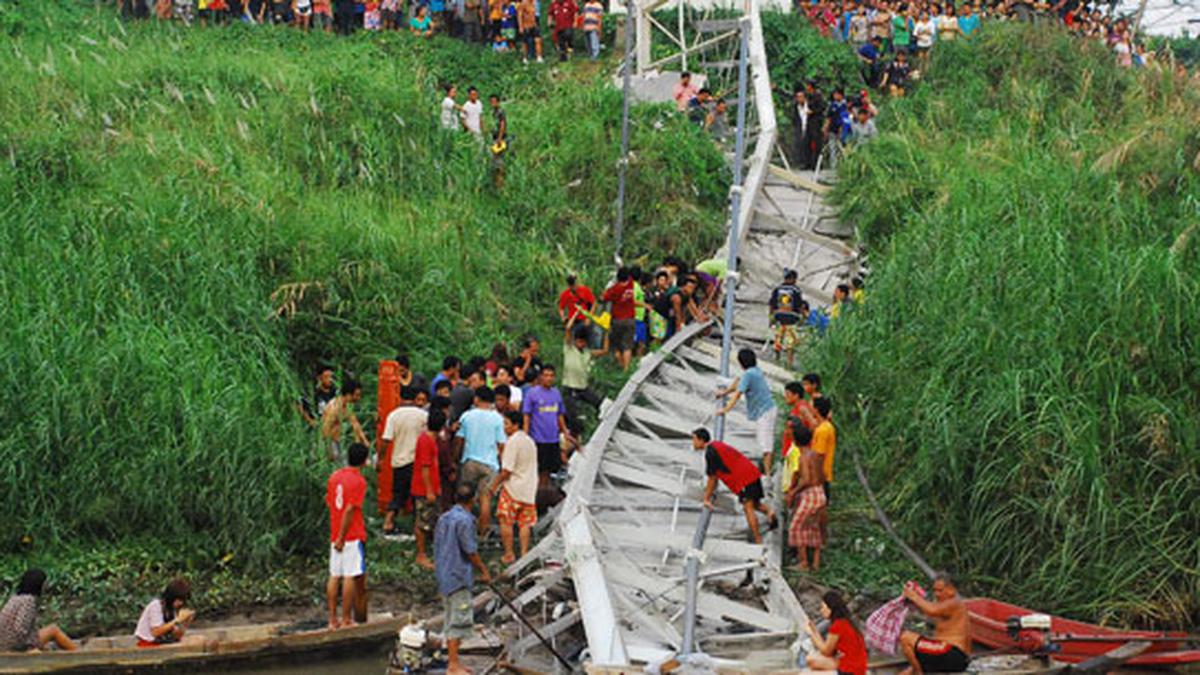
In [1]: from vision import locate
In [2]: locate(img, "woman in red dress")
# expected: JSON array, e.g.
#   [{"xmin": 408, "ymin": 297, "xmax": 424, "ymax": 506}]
[{"xmin": 805, "ymin": 590, "xmax": 869, "ymax": 675}]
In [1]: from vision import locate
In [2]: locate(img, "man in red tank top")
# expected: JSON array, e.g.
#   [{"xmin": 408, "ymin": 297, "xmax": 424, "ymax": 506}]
[{"xmin": 691, "ymin": 428, "xmax": 778, "ymax": 544}]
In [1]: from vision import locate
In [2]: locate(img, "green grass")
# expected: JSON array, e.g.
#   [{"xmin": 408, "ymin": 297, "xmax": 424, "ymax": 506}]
[
  {"xmin": 808, "ymin": 24, "xmax": 1200, "ymax": 627},
  {"xmin": 0, "ymin": 0, "xmax": 727, "ymax": 579}
]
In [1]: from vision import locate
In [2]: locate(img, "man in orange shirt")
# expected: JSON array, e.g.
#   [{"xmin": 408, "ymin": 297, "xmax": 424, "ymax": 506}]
[
  {"xmin": 326, "ymin": 443, "xmax": 369, "ymax": 630},
  {"xmin": 811, "ymin": 397, "xmax": 836, "ymax": 503}
]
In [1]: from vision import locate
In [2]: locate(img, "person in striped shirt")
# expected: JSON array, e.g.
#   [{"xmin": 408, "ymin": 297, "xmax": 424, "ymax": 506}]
[{"xmin": 581, "ymin": 0, "xmax": 603, "ymax": 59}]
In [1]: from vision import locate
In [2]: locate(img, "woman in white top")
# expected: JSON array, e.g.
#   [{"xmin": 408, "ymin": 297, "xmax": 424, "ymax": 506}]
[
  {"xmin": 135, "ymin": 579, "xmax": 199, "ymax": 648},
  {"xmin": 913, "ymin": 10, "xmax": 936, "ymax": 60},
  {"xmin": 937, "ymin": 4, "xmax": 962, "ymax": 41},
  {"xmin": 440, "ymin": 84, "xmax": 463, "ymax": 131}
]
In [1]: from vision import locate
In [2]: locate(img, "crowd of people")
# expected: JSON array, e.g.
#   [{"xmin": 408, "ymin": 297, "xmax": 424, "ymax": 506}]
[
  {"xmin": 782, "ymin": 0, "xmax": 1171, "ymax": 169},
  {"xmin": 298, "ymin": 256, "xmax": 752, "ymax": 661},
  {"xmin": 804, "ymin": 0, "xmax": 1158, "ymax": 70},
  {"xmin": 115, "ymin": 0, "xmax": 609, "ymax": 62}
]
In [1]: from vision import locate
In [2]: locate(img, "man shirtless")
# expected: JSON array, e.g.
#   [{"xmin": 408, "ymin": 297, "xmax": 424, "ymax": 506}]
[
  {"xmin": 785, "ymin": 424, "xmax": 827, "ymax": 571},
  {"xmin": 899, "ymin": 573, "xmax": 971, "ymax": 674},
  {"xmin": 321, "ymin": 380, "xmax": 370, "ymax": 462}
]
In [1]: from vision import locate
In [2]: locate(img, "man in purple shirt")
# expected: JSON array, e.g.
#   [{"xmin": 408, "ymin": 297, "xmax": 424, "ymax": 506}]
[{"xmin": 522, "ymin": 365, "xmax": 575, "ymax": 487}]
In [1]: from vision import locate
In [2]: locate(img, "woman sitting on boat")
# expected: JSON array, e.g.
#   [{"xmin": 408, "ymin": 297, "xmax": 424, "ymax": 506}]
[
  {"xmin": 803, "ymin": 590, "xmax": 868, "ymax": 675},
  {"xmin": 0, "ymin": 569, "xmax": 79, "ymax": 652},
  {"xmin": 135, "ymin": 579, "xmax": 197, "ymax": 648}
]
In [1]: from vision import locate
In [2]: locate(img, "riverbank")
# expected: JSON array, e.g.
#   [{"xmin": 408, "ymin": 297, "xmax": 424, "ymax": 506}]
[{"xmin": 0, "ymin": 532, "xmax": 441, "ymax": 639}]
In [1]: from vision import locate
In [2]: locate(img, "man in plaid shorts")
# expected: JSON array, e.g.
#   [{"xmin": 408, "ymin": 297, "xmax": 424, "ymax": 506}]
[
  {"xmin": 490, "ymin": 411, "xmax": 539, "ymax": 564},
  {"xmin": 785, "ymin": 422, "xmax": 827, "ymax": 572}
]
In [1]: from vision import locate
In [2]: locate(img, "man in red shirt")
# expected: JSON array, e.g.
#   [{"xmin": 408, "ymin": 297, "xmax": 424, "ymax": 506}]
[
  {"xmin": 602, "ymin": 267, "xmax": 637, "ymax": 371},
  {"xmin": 548, "ymin": 0, "xmax": 578, "ymax": 62},
  {"xmin": 556, "ymin": 274, "xmax": 594, "ymax": 326},
  {"xmin": 326, "ymin": 443, "xmax": 369, "ymax": 630},
  {"xmin": 411, "ymin": 410, "xmax": 445, "ymax": 571},
  {"xmin": 691, "ymin": 428, "xmax": 777, "ymax": 544}
]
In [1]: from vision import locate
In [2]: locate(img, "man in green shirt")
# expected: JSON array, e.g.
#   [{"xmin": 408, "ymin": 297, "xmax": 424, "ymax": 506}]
[
  {"xmin": 694, "ymin": 256, "xmax": 733, "ymax": 317},
  {"xmin": 561, "ymin": 323, "xmax": 606, "ymax": 429}
]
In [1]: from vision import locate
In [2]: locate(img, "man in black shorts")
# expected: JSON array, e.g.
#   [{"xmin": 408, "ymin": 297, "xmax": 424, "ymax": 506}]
[
  {"xmin": 690, "ymin": 428, "xmax": 778, "ymax": 544},
  {"xmin": 899, "ymin": 572, "xmax": 972, "ymax": 674},
  {"xmin": 522, "ymin": 365, "xmax": 574, "ymax": 488}
]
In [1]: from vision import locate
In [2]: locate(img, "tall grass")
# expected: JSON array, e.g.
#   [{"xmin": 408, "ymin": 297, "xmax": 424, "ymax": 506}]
[
  {"xmin": 0, "ymin": 1, "xmax": 727, "ymax": 563},
  {"xmin": 813, "ymin": 24, "xmax": 1200, "ymax": 626}
]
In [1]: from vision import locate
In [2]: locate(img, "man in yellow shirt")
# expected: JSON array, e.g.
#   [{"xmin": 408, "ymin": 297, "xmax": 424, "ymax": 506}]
[{"xmin": 810, "ymin": 397, "xmax": 836, "ymax": 503}]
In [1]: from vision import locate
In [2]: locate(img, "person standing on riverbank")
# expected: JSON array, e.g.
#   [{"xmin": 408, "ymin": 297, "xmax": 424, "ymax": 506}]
[
  {"xmin": 326, "ymin": 443, "xmax": 369, "ymax": 630},
  {"xmin": 320, "ymin": 380, "xmax": 369, "ymax": 463},
  {"xmin": 455, "ymin": 387, "xmax": 507, "ymax": 537},
  {"xmin": 523, "ymin": 365, "xmax": 574, "ymax": 488},
  {"xmin": 381, "ymin": 399, "xmax": 428, "ymax": 538},
  {"xmin": 412, "ymin": 410, "xmax": 445, "ymax": 570},
  {"xmin": 435, "ymin": 484, "xmax": 493, "ymax": 675},
  {"xmin": 490, "ymin": 411, "xmax": 539, "ymax": 563}
]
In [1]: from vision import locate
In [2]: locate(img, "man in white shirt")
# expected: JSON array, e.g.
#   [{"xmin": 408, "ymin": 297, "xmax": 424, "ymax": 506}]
[
  {"xmin": 382, "ymin": 401, "xmax": 429, "ymax": 538},
  {"xmin": 490, "ymin": 411, "xmax": 539, "ymax": 563},
  {"xmin": 440, "ymin": 84, "xmax": 463, "ymax": 131},
  {"xmin": 461, "ymin": 86, "xmax": 484, "ymax": 136}
]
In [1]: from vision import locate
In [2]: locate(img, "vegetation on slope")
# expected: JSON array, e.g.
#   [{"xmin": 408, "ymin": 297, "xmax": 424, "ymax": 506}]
[
  {"xmin": 0, "ymin": 0, "xmax": 727, "ymax": 575},
  {"xmin": 812, "ymin": 23, "xmax": 1200, "ymax": 626}
]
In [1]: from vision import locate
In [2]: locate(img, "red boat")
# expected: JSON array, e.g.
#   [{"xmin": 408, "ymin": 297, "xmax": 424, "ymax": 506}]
[{"xmin": 967, "ymin": 598, "xmax": 1200, "ymax": 667}]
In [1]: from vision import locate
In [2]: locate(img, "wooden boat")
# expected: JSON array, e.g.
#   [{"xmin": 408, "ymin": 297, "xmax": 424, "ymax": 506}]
[
  {"xmin": 0, "ymin": 612, "xmax": 402, "ymax": 674},
  {"xmin": 967, "ymin": 598, "xmax": 1200, "ymax": 667}
]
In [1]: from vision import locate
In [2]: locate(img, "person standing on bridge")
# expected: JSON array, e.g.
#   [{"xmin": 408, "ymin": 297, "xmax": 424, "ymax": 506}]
[
  {"xmin": 715, "ymin": 348, "xmax": 780, "ymax": 473},
  {"xmin": 690, "ymin": 428, "xmax": 778, "ymax": 544}
]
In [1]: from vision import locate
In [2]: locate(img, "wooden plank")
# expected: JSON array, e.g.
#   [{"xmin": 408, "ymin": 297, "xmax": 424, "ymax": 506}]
[
  {"xmin": 625, "ymin": 403, "xmax": 705, "ymax": 437},
  {"xmin": 600, "ymin": 458, "xmax": 687, "ymax": 496},
  {"xmin": 611, "ymin": 428, "xmax": 693, "ymax": 462},
  {"xmin": 768, "ymin": 164, "xmax": 832, "ymax": 194},
  {"xmin": 605, "ymin": 561, "xmax": 791, "ymax": 633},
  {"xmin": 753, "ymin": 210, "xmax": 855, "ymax": 255},
  {"xmin": 640, "ymin": 381, "xmax": 755, "ymax": 429},
  {"xmin": 596, "ymin": 523, "xmax": 766, "ymax": 563},
  {"xmin": 688, "ymin": 341, "xmax": 793, "ymax": 384},
  {"xmin": 656, "ymin": 361, "xmax": 719, "ymax": 396}
]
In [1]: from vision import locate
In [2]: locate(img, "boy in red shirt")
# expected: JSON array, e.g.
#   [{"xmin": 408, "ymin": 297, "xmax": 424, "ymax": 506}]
[
  {"xmin": 691, "ymin": 428, "xmax": 778, "ymax": 544},
  {"xmin": 326, "ymin": 443, "xmax": 369, "ymax": 630},
  {"xmin": 411, "ymin": 410, "xmax": 445, "ymax": 570},
  {"xmin": 549, "ymin": 0, "xmax": 579, "ymax": 61}
]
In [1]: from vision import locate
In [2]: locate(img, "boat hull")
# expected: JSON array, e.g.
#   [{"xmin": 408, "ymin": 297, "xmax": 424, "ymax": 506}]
[
  {"xmin": 966, "ymin": 598, "xmax": 1200, "ymax": 667},
  {"xmin": 0, "ymin": 615, "xmax": 402, "ymax": 674}
]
